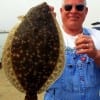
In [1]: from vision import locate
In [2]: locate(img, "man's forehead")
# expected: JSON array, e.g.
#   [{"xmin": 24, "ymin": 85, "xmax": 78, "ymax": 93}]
[{"xmin": 63, "ymin": 0, "xmax": 85, "ymax": 4}]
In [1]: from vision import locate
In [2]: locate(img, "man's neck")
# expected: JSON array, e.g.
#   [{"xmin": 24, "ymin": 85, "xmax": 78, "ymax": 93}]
[{"xmin": 63, "ymin": 26, "xmax": 83, "ymax": 36}]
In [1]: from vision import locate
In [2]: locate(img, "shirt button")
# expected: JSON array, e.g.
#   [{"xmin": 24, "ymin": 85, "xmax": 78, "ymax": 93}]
[
  {"xmin": 80, "ymin": 57, "xmax": 86, "ymax": 62},
  {"xmin": 69, "ymin": 65, "xmax": 73, "ymax": 68},
  {"xmin": 80, "ymin": 76, "xmax": 84, "ymax": 81}
]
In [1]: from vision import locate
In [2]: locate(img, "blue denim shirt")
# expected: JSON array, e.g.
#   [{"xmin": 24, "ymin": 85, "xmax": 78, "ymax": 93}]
[{"xmin": 44, "ymin": 29, "xmax": 100, "ymax": 100}]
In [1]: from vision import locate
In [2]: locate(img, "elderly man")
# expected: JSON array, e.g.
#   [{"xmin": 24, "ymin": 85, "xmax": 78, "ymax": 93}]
[{"xmin": 44, "ymin": 0, "xmax": 100, "ymax": 100}]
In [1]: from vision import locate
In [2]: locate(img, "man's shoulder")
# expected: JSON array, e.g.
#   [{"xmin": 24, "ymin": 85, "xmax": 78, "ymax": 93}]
[
  {"xmin": 83, "ymin": 27, "xmax": 100, "ymax": 35},
  {"xmin": 84, "ymin": 27, "xmax": 100, "ymax": 50}
]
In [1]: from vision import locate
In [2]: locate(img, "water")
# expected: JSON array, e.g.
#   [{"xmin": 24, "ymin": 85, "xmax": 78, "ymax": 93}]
[{"xmin": 0, "ymin": 32, "xmax": 8, "ymax": 62}]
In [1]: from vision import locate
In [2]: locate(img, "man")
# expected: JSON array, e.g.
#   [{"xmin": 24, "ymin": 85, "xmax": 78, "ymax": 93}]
[{"xmin": 44, "ymin": 0, "xmax": 100, "ymax": 100}]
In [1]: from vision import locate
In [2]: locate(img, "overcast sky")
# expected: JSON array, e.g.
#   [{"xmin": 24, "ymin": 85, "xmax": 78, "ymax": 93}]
[{"xmin": 0, "ymin": 0, "xmax": 100, "ymax": 31}]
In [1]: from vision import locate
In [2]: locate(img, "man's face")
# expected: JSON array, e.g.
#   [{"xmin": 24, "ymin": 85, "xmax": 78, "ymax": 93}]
[{"xmin": 60, "ymin": 0, "xmax": 88, "ymax": 29}]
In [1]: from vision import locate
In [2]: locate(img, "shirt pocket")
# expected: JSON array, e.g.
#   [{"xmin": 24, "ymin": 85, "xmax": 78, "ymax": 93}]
[
  {"xmin": 44, "ymin": 88, "xmax": 73, "ymax": 100},
  {"xmin": 86, "ymin": 61, "xmax": 99, "ymax": 87},
  {"xmin": 44, "ymin": 88, "xmax": 55, "ymax": 100}
]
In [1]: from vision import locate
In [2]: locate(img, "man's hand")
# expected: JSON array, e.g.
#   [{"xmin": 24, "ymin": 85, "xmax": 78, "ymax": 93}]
[
  {"xmin": 49, "ymin": 6, "xmax": 56, "ymax": 17},
  {"xmin": 75, "ymin": 34, "xmax": 97, "ymax": 59}
]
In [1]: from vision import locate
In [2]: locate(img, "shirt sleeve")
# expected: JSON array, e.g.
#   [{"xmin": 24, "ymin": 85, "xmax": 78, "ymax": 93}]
[{"xmin": 90, "ymin": 29, "xmax": 100, "ymax": 50}]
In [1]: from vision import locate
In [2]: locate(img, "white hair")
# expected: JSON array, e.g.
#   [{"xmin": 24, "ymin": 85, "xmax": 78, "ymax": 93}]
[{"xmin": 61, "ymin": 0, "xmax": 87, "ymax": 6}]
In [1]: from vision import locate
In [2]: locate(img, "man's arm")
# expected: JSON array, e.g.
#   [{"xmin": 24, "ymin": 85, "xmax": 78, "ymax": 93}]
[
  {"xmin": 93, "ymin": 50, "xmax": 100, "ymax": 66},
  {"xmin": 75, "ymin": 34, "xmax": 100, "ymax": 66}
]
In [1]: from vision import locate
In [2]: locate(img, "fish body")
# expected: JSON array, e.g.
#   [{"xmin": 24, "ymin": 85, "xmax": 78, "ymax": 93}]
[{"xmin": 2, "ymin": 2, "xmax": 64, "ymax": 100}]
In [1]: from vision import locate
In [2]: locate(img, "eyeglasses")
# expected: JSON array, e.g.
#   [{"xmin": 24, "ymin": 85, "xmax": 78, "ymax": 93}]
[{"xmin": 64, "ymin": 4, "xmax": 85, "ymax": 11}]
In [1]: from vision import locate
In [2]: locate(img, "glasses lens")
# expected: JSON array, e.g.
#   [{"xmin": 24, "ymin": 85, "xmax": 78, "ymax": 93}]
[
  {"xmin": 64, "ymin": 5, "xmax": 72, "ymax": 11},
  {"xmin": 64, "ymin": 4, "xmax": 85, "ymax": 11},
  {"xmin": 76, "ymin": 4, "xmax": 85, "ymax": 11}
]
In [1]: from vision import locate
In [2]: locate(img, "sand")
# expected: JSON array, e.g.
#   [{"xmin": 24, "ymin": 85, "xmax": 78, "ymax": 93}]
[{"xmin": 0, "ymin": 68, "xmax": 44, "ymax": 100}]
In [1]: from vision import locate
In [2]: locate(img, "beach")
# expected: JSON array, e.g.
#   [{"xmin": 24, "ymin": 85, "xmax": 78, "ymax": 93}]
[{"xmin": 0, "ymin": 68, "xmax": 44, "ymax": 100}]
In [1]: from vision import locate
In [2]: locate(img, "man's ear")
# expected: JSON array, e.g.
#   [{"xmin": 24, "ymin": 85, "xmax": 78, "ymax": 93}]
[
  {"xmin": 85, "ymin": 7, "xmax": 88, "ymax": 15},
  {"xmin": 60, "ymin": 7, "xmax": 63, "ymax": 13}
]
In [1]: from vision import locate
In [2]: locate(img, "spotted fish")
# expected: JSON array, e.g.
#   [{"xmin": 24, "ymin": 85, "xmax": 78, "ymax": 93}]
[{"xmin": 2, "ymin": 2, "xmax": 64, "ymax": 100}]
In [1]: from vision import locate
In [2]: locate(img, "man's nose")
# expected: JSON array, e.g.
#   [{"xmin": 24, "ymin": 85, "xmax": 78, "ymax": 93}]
[{"xmin": 70, "ymin": 6, "xmax": 77, "ymax": 12}]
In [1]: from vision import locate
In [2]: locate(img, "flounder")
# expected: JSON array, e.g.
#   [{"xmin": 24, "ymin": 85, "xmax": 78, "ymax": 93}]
[{"xmin": 2, "ymin": 2, "xmax": 64, "ymax": 100}]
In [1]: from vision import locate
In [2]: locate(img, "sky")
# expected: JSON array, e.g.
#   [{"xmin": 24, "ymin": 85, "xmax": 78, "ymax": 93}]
[{"xmin": 0, "ymin": 0, "xmax": 100, "ymax": 31}]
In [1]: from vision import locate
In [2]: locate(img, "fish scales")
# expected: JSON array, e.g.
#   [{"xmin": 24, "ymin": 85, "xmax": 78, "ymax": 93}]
[{"xmin": 11, "ymin": 2, "xmax": 59, "ymax": 92}]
